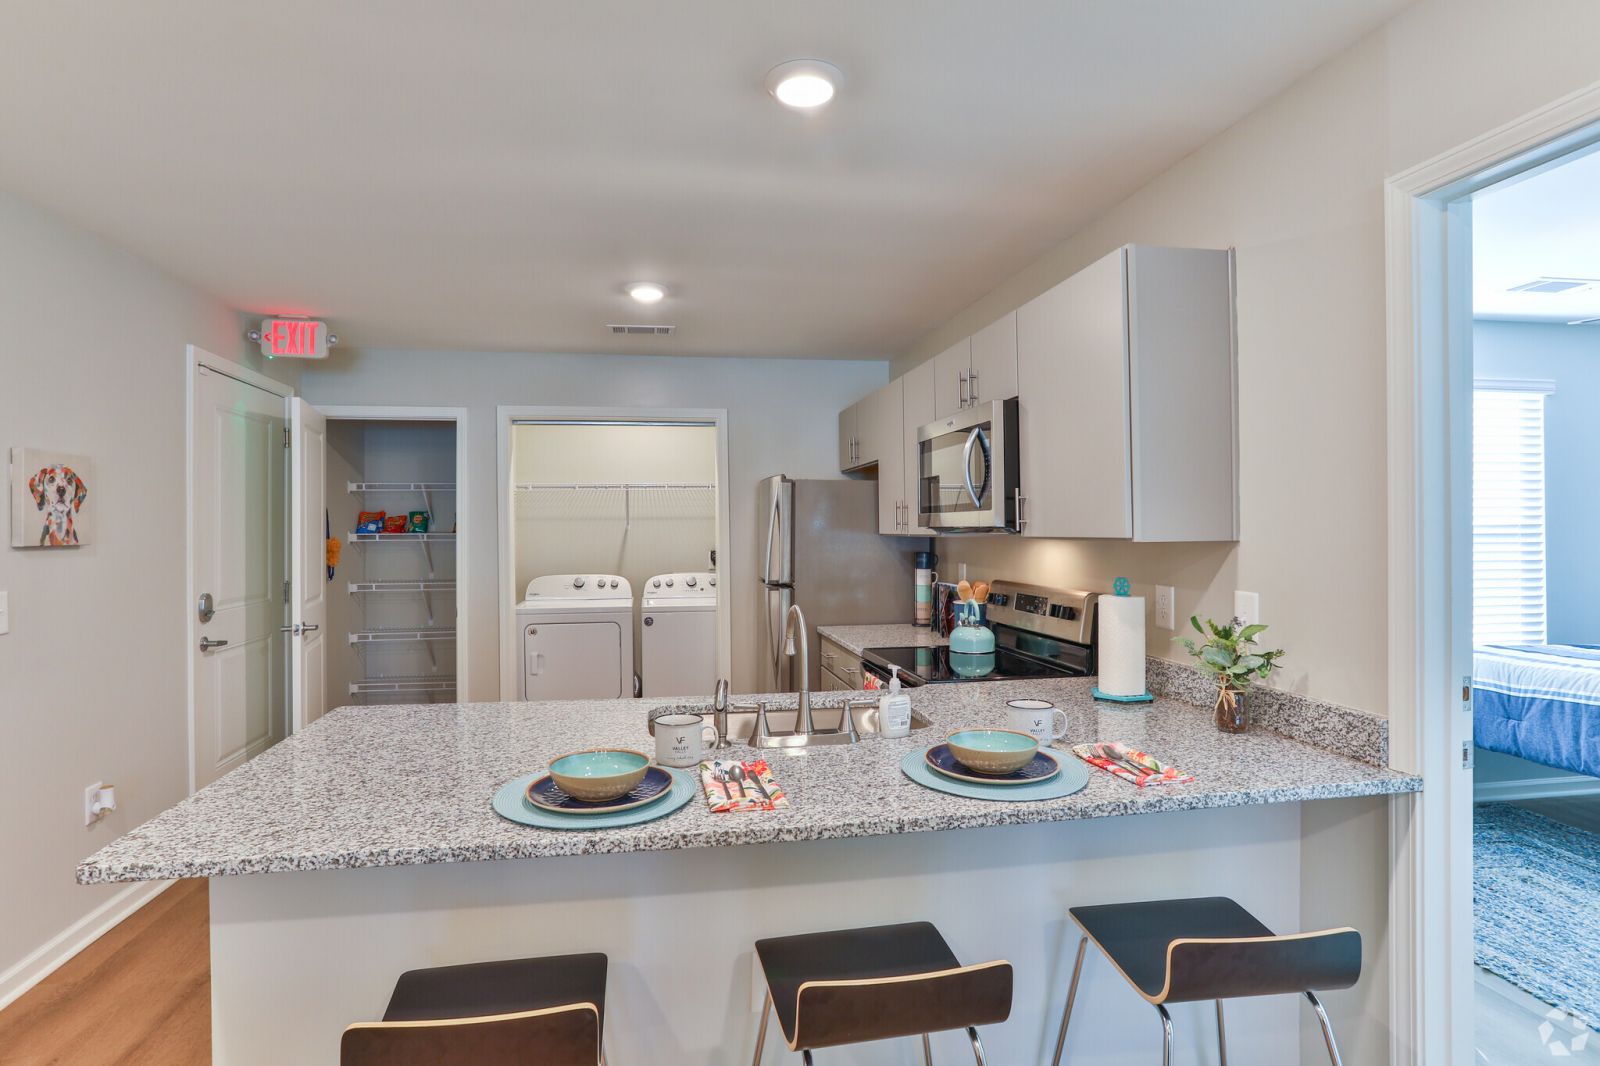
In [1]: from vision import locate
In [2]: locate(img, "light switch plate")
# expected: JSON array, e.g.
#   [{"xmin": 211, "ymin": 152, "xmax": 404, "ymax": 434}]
[
  {"xmin": 0, "ymin": 590, "xmax": 8, "ymax": 635},
  {"xmin": 1154, "ymin": 586, "xmax": 1176, "ymax": 630},
  {"xmin": 1234, "ymin": 591, "xmax": 1260, "ymax": 626}
]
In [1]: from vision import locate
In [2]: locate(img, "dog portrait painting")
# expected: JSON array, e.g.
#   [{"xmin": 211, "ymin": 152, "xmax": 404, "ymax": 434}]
[{"xmin": 11, "ymin": 448, "xmax": 93, "ymax": 548}]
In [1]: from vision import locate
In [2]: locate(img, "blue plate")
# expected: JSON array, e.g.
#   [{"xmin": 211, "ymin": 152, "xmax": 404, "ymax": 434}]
[
  {"xmin": 526, "ymin": 765, "xmax": 674, "ymax": 815},
  {"xmin": 902, "ymin": 748, "xmax": 1089, "ymax": 802},
  {"xmin": 925, "ymin": 743, "xmax": 1061, "ymax": 786},
  {"xmin": 492, "ymin": 768, "xmax": 696, "ymax": 830}
]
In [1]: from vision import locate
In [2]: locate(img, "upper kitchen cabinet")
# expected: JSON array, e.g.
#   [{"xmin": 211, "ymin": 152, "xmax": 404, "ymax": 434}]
[
  {"xmin": 931, "ymin": 338, "xmax": 971, "ymax": 419},
  {"xmin": 1016, "ymin": 245, "xmax": 1237, "ymax": 542},
  {"xmin": 863, "ymin": 378, "xmax": 906, "ymax": 534},
  {"xmin": 838, "ymin": 400, "xmax": 864, "ymax": 471},
  {"xmin": 968, "ymin": 311, "xmax": 1018, "ymax": 408},
  {"xmin": 899, "ymin": 360, "xmax": 936, "ymax": 535}
]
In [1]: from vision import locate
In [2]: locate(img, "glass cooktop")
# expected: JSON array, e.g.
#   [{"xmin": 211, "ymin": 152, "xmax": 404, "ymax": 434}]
[{"xmin": 861, "ymin": 644, "xmax": 1087, "ymax": 685}]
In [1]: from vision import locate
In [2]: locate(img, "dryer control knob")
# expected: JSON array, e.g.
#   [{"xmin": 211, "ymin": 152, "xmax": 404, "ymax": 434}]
[
  {"xmin": 685, "ymin": 576, "xmax": 697, "ymax": 587},
  {"xmin": 709, "ymin": 577, "xmax": 717, "ymax": 586},
  {"xmin": 652, "ymin": 579, "xmax": 661, "ymax": 588},
  {"xmin": 572, "ymin": 576, "xmax": 586, "ymax": 588},
  {"xmin": 609, "ymin": 579, "xmax": 619, "ymax": 588},
  {"xmin": 665, "ymin": 578, "xmax": 674, "ymax": 587}
]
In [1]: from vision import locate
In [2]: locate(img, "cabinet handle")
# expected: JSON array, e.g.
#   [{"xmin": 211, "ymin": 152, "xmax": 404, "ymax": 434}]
[
  {"xmin": 969, "ymin": 370, "xmax": 979, "ymax": 404},
  {"xmin": 958, "ymin": 370, "xmax": 970, "ymax": 408},
  {"xmin": 1015, "ymin": 487, "xmax": 1028, "ymax": 532}
]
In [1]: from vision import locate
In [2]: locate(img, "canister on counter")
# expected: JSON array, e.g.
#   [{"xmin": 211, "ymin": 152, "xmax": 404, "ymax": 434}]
[{"xmin": 913, "ymin": 550, "xmax": 937, "ymax": 627}]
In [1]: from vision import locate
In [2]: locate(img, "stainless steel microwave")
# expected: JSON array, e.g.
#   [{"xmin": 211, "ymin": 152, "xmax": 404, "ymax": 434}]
[{"xmin": 916, "ymin": 398, "xmax": 1020, "ymax": 532}]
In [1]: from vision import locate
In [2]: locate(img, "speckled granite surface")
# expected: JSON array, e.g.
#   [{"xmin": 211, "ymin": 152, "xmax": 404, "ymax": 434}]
[
  {"xmin": 822, "ymin": 624, "xmax": 1391, "ymax": 767},
  {"xmin": 78, "ymin": 677, "xmax": 1418, "ymax": 885}
]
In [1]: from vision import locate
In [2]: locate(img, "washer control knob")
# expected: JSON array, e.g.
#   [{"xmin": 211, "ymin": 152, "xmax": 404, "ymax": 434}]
[
  {"xmin": 685, "ymin": 576, "xmax": 697, "ymax": 587},
  {"xmin": 709, "ymin": 576, "xmax": 717, "ymax": 586},
  {"xmin": 572, "ymin": 576, "xmax": 586, "ymax": 589},
  {"xmin": 665, "ymin": 578, "xmax": 674, "ymax": 587},
  {"xmin": 609, "ymin": 579, "xmax": 619, "ymax": 588},
  {"xmin": 652, "ymin": 579, "xmax": 661, "ymax": 588}
]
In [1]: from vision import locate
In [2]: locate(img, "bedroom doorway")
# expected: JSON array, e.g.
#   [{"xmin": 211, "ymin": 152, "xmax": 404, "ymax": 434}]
[{"xmin": 1467, "ymin": 144, "xmax": 1600, "ymax": 1062}]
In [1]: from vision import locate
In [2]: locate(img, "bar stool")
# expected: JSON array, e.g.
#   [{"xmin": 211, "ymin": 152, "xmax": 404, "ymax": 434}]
[
  {"xmin": 1050, "ymin": 897, "xmax": 1360, "ymax": 1066},
  {"xmin": 341, "ymin": 952, "xmax": 608, "ymax": 1066},
  {"xmin": 751, "ymin": 921, "xmax": 1012, "ymax": 1065}
]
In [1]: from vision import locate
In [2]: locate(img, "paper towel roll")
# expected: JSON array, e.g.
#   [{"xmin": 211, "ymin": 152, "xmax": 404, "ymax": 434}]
[{"xmin": 1097, "ymin": 595, "xmax": 1148, "ymax": 697}]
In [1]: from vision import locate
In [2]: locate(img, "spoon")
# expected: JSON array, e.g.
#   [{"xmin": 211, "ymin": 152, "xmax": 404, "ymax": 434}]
[{"xmin": 727, "ymin": 763, "xmax": 748, "ymax": 800}]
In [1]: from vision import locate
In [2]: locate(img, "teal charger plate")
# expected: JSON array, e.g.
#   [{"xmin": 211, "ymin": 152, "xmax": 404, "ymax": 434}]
[
  {"xmin": 901, "ymin": 748, "xmax": 1089, "ymax": 802},
  {"xmin": 492, "ymin": 767, "xmax": 696, "ymax": 830}
]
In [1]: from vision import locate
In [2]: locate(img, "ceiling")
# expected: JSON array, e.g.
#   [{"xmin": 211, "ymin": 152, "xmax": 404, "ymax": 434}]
[
  {"xmin": 0, "ymin": 1, "xmax": 1409, "ymax": 359},
  {"xmin": 1475, "ymin": 144, "xmax": 1600, "ymax": 323}
]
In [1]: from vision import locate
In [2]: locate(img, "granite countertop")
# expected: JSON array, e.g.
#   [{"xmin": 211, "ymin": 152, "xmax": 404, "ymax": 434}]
[
  {"xmin": 78, "ymin": 677, "xmax": 1420, "ymax": 884},
  {"xmin": 818, "ymin": 623, "xmax": 947, "ymax": 656}
]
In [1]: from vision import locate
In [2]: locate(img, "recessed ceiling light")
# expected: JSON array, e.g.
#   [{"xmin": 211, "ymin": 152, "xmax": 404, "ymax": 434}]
[
  {"xmin": 765, "ymin": 59, "xmax": 842, "ymax": 111},
  {"xmin": 626, "ymin": 282, "xmax": 666, "ymax": 305}
]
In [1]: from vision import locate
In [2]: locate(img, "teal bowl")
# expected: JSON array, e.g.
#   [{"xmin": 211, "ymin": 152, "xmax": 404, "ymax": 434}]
[
  {"xmin": 945, "ymin": 729, "xmax": 1039, "ymax": 775},
  {"xmin": 549, "ymin": 749, "xmax": 650, "ymax": 802}
]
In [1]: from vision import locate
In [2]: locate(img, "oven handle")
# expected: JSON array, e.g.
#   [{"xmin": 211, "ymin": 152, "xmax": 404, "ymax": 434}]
[{"xmin": 861, "ymin": 657, "xmax": 925, "ymax": 687}]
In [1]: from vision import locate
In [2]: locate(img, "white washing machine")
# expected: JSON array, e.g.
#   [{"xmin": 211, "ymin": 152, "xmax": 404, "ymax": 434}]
[
  {"xmin": 516, "ymin": 574, "xmax": 636, "ymax": 700},
  {"xmin": 639, "ymin": 571, "xmax": 718, "ymax": 698}
]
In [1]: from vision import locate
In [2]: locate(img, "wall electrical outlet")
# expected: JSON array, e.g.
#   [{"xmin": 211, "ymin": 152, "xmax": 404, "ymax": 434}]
[
  {"xmin": 84, "ymin": 782, "xmax": 117, "ymax": 826},
  {"xmin": 1234, "ymin": 591, "xmax": 1260, "ymax": 626},
  {"xmin": 1154, "ymin": 586, "xmax": 1176, "ymax": 630}
]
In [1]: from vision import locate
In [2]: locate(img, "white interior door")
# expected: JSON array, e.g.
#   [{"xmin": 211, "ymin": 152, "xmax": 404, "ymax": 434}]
[
  {"xmin": 192, "ymin": 363, "xmax": 289, "ymax": 789},
  {"xmin": 290, "ymin": 399, "xmax": 328, "ymax": 729}
]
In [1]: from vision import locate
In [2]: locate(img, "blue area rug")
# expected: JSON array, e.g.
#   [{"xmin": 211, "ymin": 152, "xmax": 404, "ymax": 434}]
[{"xmin": 1475, "ymin": 803, "xmax": 1600, "ymax": 1031}]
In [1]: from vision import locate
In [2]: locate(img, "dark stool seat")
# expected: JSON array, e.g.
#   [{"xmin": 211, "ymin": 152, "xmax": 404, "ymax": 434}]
[
  {"xmin": 752, "ymin": 921, "xmax": 1012, "ymax": 1065},
  {"xmin": 1052, "ymin": 897, "xmax": 1360, "ymax": 1066},
  {"xmin": 343, "ymin": 953, "xmax": 608, "ymax": 1066}
]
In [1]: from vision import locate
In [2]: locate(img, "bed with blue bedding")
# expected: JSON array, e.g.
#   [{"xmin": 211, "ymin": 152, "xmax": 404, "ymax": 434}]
[{"xmin": 1474, "ymin": 643, "xmax": 1600, "ymax": 778}]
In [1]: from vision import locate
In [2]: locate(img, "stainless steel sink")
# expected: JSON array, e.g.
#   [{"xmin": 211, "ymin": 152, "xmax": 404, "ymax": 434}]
[{"xmin": 647, "ymin": 703, "xmax": 933, "ymax": 748}]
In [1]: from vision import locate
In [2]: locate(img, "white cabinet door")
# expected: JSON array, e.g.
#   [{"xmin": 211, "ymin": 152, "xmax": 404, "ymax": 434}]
[
  {"xmin": 932, "ymin": 337, "xmax": 972, "ymax": 419},
  {"xmin": 838, "ymin": 402, "xmax": 858, "ymax": 471},
  {"xmin": 968, "ymin": 311, "xmax": 1018, "ymax": 404},
  {"xmin": 865, "ymin": 379, "xmax": 904, "ymax": 534},
  {"xmin": 854, "ymin": 394, "xmax": 881, "ymax": 469},
  {"xmin": 901, "ymin": 359, "xmax": 936, "ymax": 535},
  {"xmin": 1016, "ymin": 247, "xmax": 1133, "ymax": 538}
]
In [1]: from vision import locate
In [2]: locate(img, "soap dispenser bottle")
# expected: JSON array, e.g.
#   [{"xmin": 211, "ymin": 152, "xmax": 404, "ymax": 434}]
[{"xmin": 878, "ymin": 665, "xmax": 913, "ymax": 739}]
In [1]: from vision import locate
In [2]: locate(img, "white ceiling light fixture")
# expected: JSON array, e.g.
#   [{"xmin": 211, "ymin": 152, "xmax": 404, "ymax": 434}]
[
  {"xmin": 625, "ymin": 282, "xmax": 666, "ymax": 305},
  {"xmin": 765, "ymin": 59, "xmax": 843, "ymax": 111}
]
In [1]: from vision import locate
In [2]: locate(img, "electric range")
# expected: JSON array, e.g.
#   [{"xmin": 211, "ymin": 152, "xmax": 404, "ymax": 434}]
[{"xmin": 860, "ymin": 580, "xmax": 1099, "ymax": 687}]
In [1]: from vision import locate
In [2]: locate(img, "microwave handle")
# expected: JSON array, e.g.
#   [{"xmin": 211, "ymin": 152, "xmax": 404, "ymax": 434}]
[{"xmin": 961, "ymin": 426, "xmax": 987, "ymax": 509}]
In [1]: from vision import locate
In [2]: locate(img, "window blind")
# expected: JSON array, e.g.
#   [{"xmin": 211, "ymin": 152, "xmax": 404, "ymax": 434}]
[{"xmin": 1473, "ymin": 383, "xmax": 1552, "ymax": 646}]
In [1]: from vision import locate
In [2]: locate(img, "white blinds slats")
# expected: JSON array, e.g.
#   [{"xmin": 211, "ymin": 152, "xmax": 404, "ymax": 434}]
[{"xmin": 1472, "ymin": 386, "xmax": 1550, "ymax": 646}]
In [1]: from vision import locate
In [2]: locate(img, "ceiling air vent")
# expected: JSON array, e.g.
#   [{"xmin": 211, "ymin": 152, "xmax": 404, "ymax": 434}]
[
  {"xmin": 608, "ymin": 324, "xmax": 675, "ymax": 336},
  {"xmin": 1506, "ymin": 277, "xmax": 1600, "ymax": 294}
]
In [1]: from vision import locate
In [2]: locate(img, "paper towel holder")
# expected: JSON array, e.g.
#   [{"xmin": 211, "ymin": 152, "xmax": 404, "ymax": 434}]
[{"xmin": 1092, "ymin": 577, "xmax": 1156, "ymax": 704}]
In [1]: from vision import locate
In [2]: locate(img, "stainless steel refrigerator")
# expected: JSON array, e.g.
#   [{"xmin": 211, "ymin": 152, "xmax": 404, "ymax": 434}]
[{"xmin": 758, "ymin": 475, "xmax": 920, "ymax": 692}]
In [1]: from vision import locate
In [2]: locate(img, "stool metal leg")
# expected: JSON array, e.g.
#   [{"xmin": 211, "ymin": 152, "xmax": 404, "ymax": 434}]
[
  {"xmin": 1215, "ymin": 1000, "xmax": 1228, "ymax": 1066},
  {"xmin": 802, "ymin": 1052, "xmax": 815, "ymax": 1066},
  {"xmin": 1306, "ymin": 991, "xmax": 1345, "ymax": 1066},
  {"xmin": 922, "ymin": 1032, "xmax": 934, "ymax": 1064},
  {"xmin": 966, "ymin": 1026, "xmax": 987, "ymax": 1066},
  {"xmin": 1156, "ymin": 1004, "xmax": 1174, "ymax": 1066},
  {"xmin": 1050, "ymin": 936, "xmax": 1089, "ymax": 1066},
  {"xmin": 751, "ymin": 992, "xmax": 771, "ymax": 1066}
]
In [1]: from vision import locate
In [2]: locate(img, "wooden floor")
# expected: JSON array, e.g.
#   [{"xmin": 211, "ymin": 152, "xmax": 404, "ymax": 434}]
[
  {"xmin": 0, "ymin": 879, "xmax": 210, "ymax": 1066},
  {"xmin": 1477, "ymin": 967, "xmax": 1599, "ymax": 1064}
]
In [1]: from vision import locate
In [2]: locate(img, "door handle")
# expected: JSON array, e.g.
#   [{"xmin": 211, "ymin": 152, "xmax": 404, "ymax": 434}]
[
  {"xmin": 199, "ymin": 637, "xmax": 229, "ymax": 652},
  {"xmin": 279, "ymin": 623, "xmax": 322, "ymax": 635},
  {"xmin": 962, "ymin": 426, "xmax": 985, "ymax": 508},
  {"xmin": 301, "ymin": 624, "xmax": 319, "ymax": 633}
]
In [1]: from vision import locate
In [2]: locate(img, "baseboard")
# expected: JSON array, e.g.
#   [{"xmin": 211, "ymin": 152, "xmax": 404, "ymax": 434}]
[
  {"xmin": 0, "ymin": 879, "xmax": 172, "ymax": 1012},
  {"xmin": 1474, "ymin": 775, "xmax": 1600, "ymax": 803}
]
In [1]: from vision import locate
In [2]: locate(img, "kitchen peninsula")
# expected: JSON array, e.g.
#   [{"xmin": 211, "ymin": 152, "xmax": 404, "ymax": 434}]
[{"xmin": 80, "ymin": 677, "xmax": 1417, "ymax": 1065}]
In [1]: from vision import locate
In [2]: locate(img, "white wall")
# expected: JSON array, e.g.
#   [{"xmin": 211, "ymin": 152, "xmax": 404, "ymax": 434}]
[
  {"xmin": 0, "ymin": 187, "xmax": 290, "ymax": 1003},
  {"xmin": 300, "ymin": 349, "xmax": 887, "ymax": 694},
  {"xmin": 1474, "ymin": 320, "xmax": 1600, "ymax": 644},
  {"xmin": 886, "ymin": 0, "xmax": 1600, "ymax": 721}
]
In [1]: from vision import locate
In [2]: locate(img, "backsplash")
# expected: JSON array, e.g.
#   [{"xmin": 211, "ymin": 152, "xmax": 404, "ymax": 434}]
[{"xmin": 1145, "ymin": 657, "xmax": 1389, "ymax": 768}]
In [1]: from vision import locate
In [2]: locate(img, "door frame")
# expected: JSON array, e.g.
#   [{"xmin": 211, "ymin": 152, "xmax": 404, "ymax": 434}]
[
  {"xmin": 496, "ymin": 405, "xmax": 733, "ymax": 700},
  {"xmin": 315, "ymin": 405, "xmax": 472, "ymax": 706},
  {"xmin": 184, "ymin": 345, "xmax": 294, "ymax": 795},
  {"xmin": 1384, "ymin": 79, "xmax": 1600, "ymax": 1064}
]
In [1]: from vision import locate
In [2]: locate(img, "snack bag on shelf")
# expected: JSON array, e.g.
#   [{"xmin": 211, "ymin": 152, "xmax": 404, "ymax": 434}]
[
  {"xmin": 407, "ymin": 511, "xmax": 430, "ymax": 533},
  {"xmin": 355, "ymin": 511, "xmax": 386, "ymax": 534}
]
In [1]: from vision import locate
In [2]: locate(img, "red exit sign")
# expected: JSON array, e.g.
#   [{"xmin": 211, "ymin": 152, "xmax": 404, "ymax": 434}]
[{"xmin": 258, "ymin": 318, "xmax": 329, "ymax": 360}]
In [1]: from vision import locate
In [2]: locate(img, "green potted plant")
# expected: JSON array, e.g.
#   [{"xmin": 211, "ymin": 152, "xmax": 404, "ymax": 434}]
[{"xmin": 1177, "ymin": 616, "xmax": 1285, "ymax": 733}]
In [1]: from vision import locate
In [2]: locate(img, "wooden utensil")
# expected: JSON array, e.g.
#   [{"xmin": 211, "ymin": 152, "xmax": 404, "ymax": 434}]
[
  {"xmin": 972, "ymin": 581, "xmax": 991, "ymax": 603},
  {"xmin": 956, "ymin": 579, "xmax": 973, "ymax": 602}
]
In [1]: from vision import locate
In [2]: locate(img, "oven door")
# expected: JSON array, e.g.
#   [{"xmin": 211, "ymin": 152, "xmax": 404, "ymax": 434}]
[{"xmin": 916, "ymin": 398, "xmax": 1018, "ymax": 531}]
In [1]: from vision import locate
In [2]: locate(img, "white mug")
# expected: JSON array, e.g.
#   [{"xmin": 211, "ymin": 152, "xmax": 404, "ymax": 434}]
[
  {"xmin": 1007, "ymin": 699, "xmax": 1069, "ymax": 744},
  {"xmin": 655, "ymin": 713, "xmax": 717, "ymax": 768}
]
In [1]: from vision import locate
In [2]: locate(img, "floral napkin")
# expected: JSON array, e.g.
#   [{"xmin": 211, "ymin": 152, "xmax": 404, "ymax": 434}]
[
  {"xmin": 699, "ymin": 758, "xmax": 790, "ymax": 812},
  {"xmin": 1071, "ymin": 742, "xmax": 1195, "ymax": 787}
]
